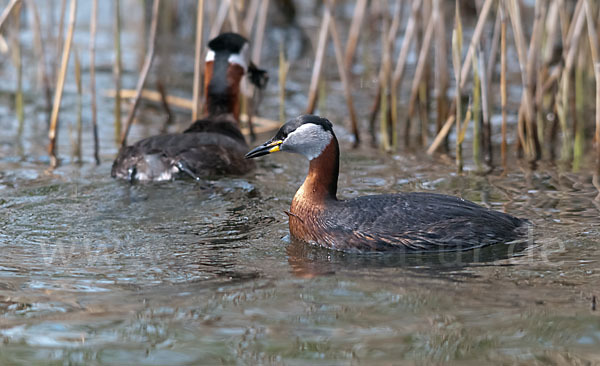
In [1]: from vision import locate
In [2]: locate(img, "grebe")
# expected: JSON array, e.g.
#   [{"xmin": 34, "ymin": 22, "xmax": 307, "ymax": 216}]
[
  {"xmin": 246, "ymin": 115, "xmax": 528, "ymax": 253},
  {"xmin": 112, "ymin": 33, "xmax": 268, "ymax": 182}
]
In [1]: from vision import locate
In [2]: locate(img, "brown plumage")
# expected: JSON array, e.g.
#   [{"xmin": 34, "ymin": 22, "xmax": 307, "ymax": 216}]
[
  {"xmin": 111, "ymin": 33, "xmax": 267, "ymax": 182},
  {"xmin": 246, "ymin": 115, "xmax": 529, "ymax": 253}
]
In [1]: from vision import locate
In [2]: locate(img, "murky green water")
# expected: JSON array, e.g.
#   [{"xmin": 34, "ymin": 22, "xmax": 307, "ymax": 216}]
[{"xmin": 1, "ymin": 1, "xmax": 600, "ymax": 365}]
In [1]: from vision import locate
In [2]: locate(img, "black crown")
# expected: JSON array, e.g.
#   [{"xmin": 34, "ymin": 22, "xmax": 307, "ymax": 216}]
[{"xmin": 208, "ymin": 33, "xmax": 248, "ymax": 54}]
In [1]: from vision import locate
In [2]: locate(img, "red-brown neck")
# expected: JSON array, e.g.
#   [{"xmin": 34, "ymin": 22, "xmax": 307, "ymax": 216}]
[
  {"xmin": 292, "ymin": 137, "xmax": 340, "ymax": 209},
  {"xmin": 203, "ymin": 61, "xmax": 244, "ymax": 124}
]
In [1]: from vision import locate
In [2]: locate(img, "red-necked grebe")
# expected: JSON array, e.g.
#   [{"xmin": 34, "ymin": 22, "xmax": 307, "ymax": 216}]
[
  {"xmin": 246, "ymin": 115, "xmax": 528, "ymax": 253},
  {"xmin": 112, "ymin": 33, "xmax": 268, "ymax": 182}
]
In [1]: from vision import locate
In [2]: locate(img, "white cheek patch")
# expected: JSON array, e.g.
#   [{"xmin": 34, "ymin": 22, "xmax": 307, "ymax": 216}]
[
  {"xmin": 205, "ymin": 50, "xmax": 215, "ymax": 62},
  {"xmin": 228, "ymin": 43, "xmax": 249, "ymax": 71},
  {"xmin": 282, "ymin": 123, "xmax": 332, "ymax": 160}
]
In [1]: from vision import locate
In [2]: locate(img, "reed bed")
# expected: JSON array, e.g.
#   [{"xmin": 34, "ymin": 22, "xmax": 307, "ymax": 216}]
[{"xmin": 0, "ymin": 0, "xmax": 599, "ymax": 184}]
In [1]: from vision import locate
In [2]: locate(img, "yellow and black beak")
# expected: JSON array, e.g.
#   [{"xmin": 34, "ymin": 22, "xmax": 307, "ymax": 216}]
[{"xmin": 245, "ymin": 139, "xmax": 283, "ymax": 159}]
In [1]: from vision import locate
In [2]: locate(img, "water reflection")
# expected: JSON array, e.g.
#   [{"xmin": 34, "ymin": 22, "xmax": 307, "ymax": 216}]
[{"xmin": 286, "ymin": 237, "xmax": 531, "ymax": 279}]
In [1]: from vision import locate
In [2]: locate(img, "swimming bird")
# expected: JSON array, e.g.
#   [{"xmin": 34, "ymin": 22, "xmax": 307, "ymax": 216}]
[
  {"xmin": 112, "ymin": 33, "xmax": 268, "ymax": 182},
  {"xmin": 246, "ymin": 115, "xmax": 528, "ymax": 253}
]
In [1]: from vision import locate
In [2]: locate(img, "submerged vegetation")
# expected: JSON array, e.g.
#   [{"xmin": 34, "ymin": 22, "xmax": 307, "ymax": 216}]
[{"xmin": 0, "ymin": 0, "xmax": 599, "ymax": 187}]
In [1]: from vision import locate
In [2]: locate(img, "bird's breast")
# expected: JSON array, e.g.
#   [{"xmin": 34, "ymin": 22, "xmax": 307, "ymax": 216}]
[{"xmin": 288, "ymin": 195, "xmax": 327, "ymax": 244}]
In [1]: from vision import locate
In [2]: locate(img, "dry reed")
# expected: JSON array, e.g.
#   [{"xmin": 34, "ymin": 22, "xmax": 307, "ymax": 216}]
[
  {"xmin": 252, "ymin": 0, "xmax": 269, "ymax": 65},
  {"xmin": 9, "ymin": 1, "xmax": 23, "ymax": 135},
  {"xmin": 1, "ymin": 0, "xmax": 599, "ymax": 179},
  {"xmin": 478, "ymin": 46, "xmax": 492, "ymax": 167},
  {"xmin": 0, "ymin": 0, "xmax": 21, "ymax": 32},
  {"xmin": 433, "ymin": 0, "xmax": 448, "ymax": 140},
  {"xmin": 120, "ymin": 0, "xmax": 161, "ymax": 147},
  {"xmin": 583, "ymin": 0, "xmax": 600, "ymax": 171},
  {"xmin": 378, "ymin": 2, "xmax": 392, "ymax": 151},
  {"xmin": 55, "ymin": 0, "xmax": 67, "ymax": 83},
  {"xmin": 113, "ymin": 0, "xmax": 122, "ymax": 143},
  {"xmin": 243, "ymin": 0, "xmax": 260, "ymax": 35},
  {"xmin": 325, "ymin": 0, "xmax": 360, "ymax": 145},
  {"xmin": 74, "ymin": 49, "xmax": 82, "ymax": 162},
  {"xmin": 192, "ymin": 0, "xmax": 205, "ymax": 121},
  {"xmin": 376, "ymin": 0, "xmax": 402, "ymax": 150},
  {"xmin": 89, "ymin": 0, "xmax": 99, "ymax": 164},
  {"xmin": 452, "ymin": 0, "xmax": 463, "ymax": 173},
  {"xmin": 227, "ymin": 0, "xmax": 241, "ymax": 33},
  {"xmin": 306, "ymin": 1, "xmax": 331, "ymax": 114},
  {"xmin": 427, "ymin": 0, "xmax": 492, "ymax": 155},
  {"xmin": 472, "ymin": 48, "xmax": 482, "ymax": 171},
  {"xmin": 25, "ymin": 0, "xmax": 52, "ymax": 118},
  {"xmin": 343, "ymin": 0, "xmax": 367, "ymax": 70},
  {"xmin": 500, "ymin": 2, "xmax": 507, "ymax": 170},
  {"xmin": 406, "ymin": 21, "xmax": 433, "ymax": 121},
  {"xmin": 209, "ymin": 0, "xmax": 229, "ymax": 39},
  {"xmin": 48, "ymin": 0, "xmax": 77, "ymax": 168},
  {"xmin": 558, "ymin": 1, "xmax": 585, "ymax": 163},
  {"xmin": 279, "ymin": 43, "xmax": 290, "ymax": 123},
  {"xmin": 157, "ymin": 81, "xmax": 173, "ymax": 133}
]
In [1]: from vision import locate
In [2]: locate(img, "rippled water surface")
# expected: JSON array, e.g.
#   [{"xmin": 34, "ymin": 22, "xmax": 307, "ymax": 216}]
[{"xmin": 1, "ymin": 1, "xmax": 600, "ymax": 365}]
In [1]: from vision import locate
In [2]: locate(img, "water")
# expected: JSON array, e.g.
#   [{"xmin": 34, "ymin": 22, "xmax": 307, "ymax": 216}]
[{"xmin": 1, "ymin": 1, "xmax": 600, "ymax": 364}]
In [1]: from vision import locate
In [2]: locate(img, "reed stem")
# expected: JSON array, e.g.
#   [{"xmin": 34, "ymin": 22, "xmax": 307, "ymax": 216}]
[
  {"xmin": 247, "ymin": 0, "xmax": 269, "ymax": 140},
  {"xmin": 0, "ymin": 0, "xmax": 21, "ymax": 32},
  {"xmin": 306, "ymin": 0, "xmax": 331, "ymax": 114},
  {"xmin": 500, "ymin": 2, "xmax": 507, "ymax": 170},
  {"xmin": 573, "ymin": 54, "xmax": 585, "ymax": 171},
  {"xmin": 377, "ymin": 1, "xmax": 393, "ymax": 151},
  {"xmin": 325, "ymin": 0, "xmax": 360, "ymax": 145},
  {"xmin": 391, "ymin": 0, "xmax": 421, "ymax": 94},
  {"xmin": 48, "ymin": 0, "xmax": 77, "ymax": 168},
  {"xmin": 157, "ymin": 81, "xmax": 173, "ymax": 133},
  {"xmin": 596, "ymin": 62, "xmax": 600, "ymax": 173},
  {"xmin": 506, "ymin": 0, "xmax": 538, "ymax": 160},
  {"xmin": 25, "ymin": 0, "xmax": 52, "ymax": 120},
  {"xmin": 557, "ymin": 3, "xmax": 585, "ymax": 163},
  {"xmin": 279, "ymin": 43, "xmax": 290, "ymax": 123},
  {"xmin": 427, "ymin": 0, "xmax": 492, "ymax": 155},
  {"xmin": 209, "ymin": 0, "xmax": 229, "ymax": 39},
  {"xmin": 10, "ymin": 1, "xmax": 23, "ymax": 136},
  {"xmin": 243, "ymin": 0, "xmax": 260, "ymax": 35},
  {"xmin": 113, "ymin": 0, "xmax": 123, "ymax": 143},
  {"xmin": 252, "ymin": 0, "xmax": 269, "ymax": 65},
  {"xmin": 452, "ymin": 0, "xmax": 463, "ymax": 173},
  {"xmin": 479, "ymin": 46, "xmax": 492, "ymax": 167},
  {"xmin": 433, "ymin": 0, "xmax": 448, "ymax": 142},
  {"xmin": 192, "ymin": 0, "xmax": 205, "ymax": 121},
  {"xmin": 407, "ymin": 21, "xmax": 434, "ymax": 120},
  {"xmin": 55, "ymin": 0, "xmax": 67, "ymax": 83},
  {"xmin": 227, "ymin": 0, "xmax": 240, "ymax": 33},
  {"xmin": 89, "ymin": 0, "xmax": 99, "ymax": 164},
  {"xmin": 379, "ymin": 6, "xmax": 390, "ymax": 151},
  {"xmin": 473, "ymin": 48, "xmax": 482, "ymax": 171},
  {"xmin": 74, "ymin": 49, "xmax": 82, "ymax": 162},
  {"xmin": 120, "ymin": 0, "xmax": 161, "ymax": 147},
  {"xmin": 583, "ymin": 0, "xmax": 600, "ymax": 171},
  {"xmin": 343, "ymin": 0, "xmax": 367, "ymax": 70}
]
